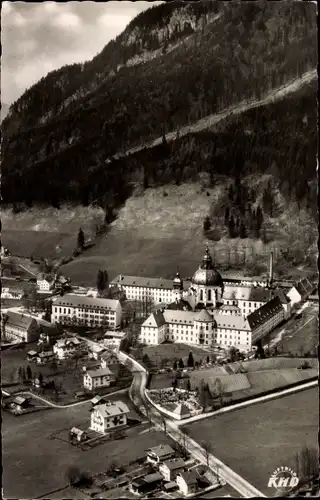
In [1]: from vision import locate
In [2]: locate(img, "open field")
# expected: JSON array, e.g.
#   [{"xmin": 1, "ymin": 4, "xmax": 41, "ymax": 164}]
[
  {"xmin": 184, "ymin": 387, "xmax": 319, "ymax": 496},
  {"xmin": 2, "ymin": 392, "xmax": 171, "ymax": 499}
]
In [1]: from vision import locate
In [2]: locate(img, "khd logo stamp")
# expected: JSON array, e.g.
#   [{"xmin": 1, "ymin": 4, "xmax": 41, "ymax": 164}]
[{"xmin": 268, "ymin": 466, "xmax": 299, "ymax": 493}]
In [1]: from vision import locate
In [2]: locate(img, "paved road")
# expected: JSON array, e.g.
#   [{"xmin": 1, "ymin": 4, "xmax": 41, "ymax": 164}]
[
  {"xmin": 2, "ymin": 387, "xmax": 128, "ymax": 408},
  {"xmin": 128, "ymin": 366, "xmax": 266, "ymax": 497}
]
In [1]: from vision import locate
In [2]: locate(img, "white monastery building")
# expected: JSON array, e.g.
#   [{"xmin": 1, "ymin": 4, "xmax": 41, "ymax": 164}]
[
  {"xmin": 51, "ymin": 294, "xmax": 122, "ymax": 329},
  {"xmin": 138, "ymin": 247, "xmax": 289, "ymax": 353}
]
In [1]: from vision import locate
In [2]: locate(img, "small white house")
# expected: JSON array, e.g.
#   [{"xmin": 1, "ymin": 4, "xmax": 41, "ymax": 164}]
[
  {"xmin": 287, "ymin": 278, "xmax": 314, "ymax": 306},
  {"xmin": 37, "ymin": 273, "xmax": 54, "ymax": 292},
  {"xmin": 159, "ymin": 458, "xmax": 186, "ymax": 481},
  {"xmin": 100, "ymin": 351, "xmax": 119, "ymax": 368},
  {"xmin": 83, "ymin": 367, "xmax": 115, "ymax": 391},
  {"xmin": 53, "ymin": 337, "xmax": 81, "ymax": 359},
  {"xmin": 176, "ymin": 471, "xmax": 198, "ymax": 495},
  {"xmin": 90, "ymin": 401, "xmax": 130, "ymax": 434}
]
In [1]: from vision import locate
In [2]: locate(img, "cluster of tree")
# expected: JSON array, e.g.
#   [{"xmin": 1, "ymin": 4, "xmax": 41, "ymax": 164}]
[
  {"xmin": 66, "ymin": 466, "xmax": 92, "ymax": 487},
  {"xmin": 1, "ymin": 2, "xmax": 316, "ymax": 215},
  {"xmin": 16, "ymin": 365, "xmax": 33, "ymax": 383},
  {"xmin": 96, "ymin": 269, "xmax": 109, "ymax": 294}
]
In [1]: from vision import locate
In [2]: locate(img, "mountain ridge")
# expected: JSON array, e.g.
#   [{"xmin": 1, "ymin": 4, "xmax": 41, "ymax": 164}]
[{"xmin": 1, "ymin": 0, "xmax": 317, "ymax": 215}]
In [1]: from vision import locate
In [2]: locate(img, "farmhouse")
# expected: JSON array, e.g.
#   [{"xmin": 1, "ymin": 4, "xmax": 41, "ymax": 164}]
[
  {"xmin": 147, "ymin": 444, "xmax": 175, "ymax": 465},
  {"xmin": 1, "ymin": 311, "xmax": 39, "ymax": 343},
  {"xmin": 90, "ymin": 401, "xmax": 130, "ymax": 434},
  {"xmin": 35, "ymin": 350, "xmax": 55, "ymax": 364},
  {"xmin": 83, "ymin": 367, "xmax": 115, "ymax": 391},
  {"xmin": 70, "ymin": 427, "xmax": 87, "ymax": 443},
  {"xmin": 53, "ymin": 337, "xmax": 81, "ymax": 359},
  {"xmin": 51, "ymin": 294, "xmax": 122, "ymax": 329}
]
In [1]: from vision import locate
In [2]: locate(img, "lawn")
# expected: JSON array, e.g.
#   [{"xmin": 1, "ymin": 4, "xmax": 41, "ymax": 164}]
[
  {"xmin": 2, "ymin": 392, "xmax": 173, "ymax": 499},
  {"xmin": 184, "ymin": 387, "xmax": 319, "ymax": 496},
  {"xmin": 141, "ymin": 343, "xmax": 212, "ymax": 368}
]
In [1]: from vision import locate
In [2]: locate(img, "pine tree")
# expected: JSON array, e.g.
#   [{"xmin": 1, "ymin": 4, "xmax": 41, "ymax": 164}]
[
  {"xmin": 96, "ymin": 270, "xmax": 104, "ymax": 292},
  {"xmin": 187, "ymin": 351, "xmax": 194, "ymax": 368},
  {"xmin": 38, "ymin": 372, "xmax": 43, "ymax": 386},
  {"xmin": 239, "ymin": 220, "xmax": 247, "ymax": 239},
  {"xmin": 224, "ymin": 206, "xmax": 230, "ymax": 226},
  {"xmin": 186, "ymin": 378, "xmax": 191, "ymax": 392},
  {"xmin": 228, "ymin": 216, "xmax": 236, "ymax": 238},
  {"xmin": 18, "ymin": 366, "xmax": 23, "ymax": 383},
  {"xmin": 228, "ymin": 184, "xmax": 234, "ymax": 201},
  {"xmin": 203, "ymin": 216, "xmax": 211, "ymax": 233},
  {"xmin": 26, "ymin": 365, "xmax": 32, "ymax": 380},
  {"xmin": 77, "ymin": 228, "xmax": 85, "ymax": 250},
  {"xmin": 173, "ymin": 359, "xmax": 178, "ymax": 370},
  {"xmin": 178, "ymin": 358, "xmax": 184, "ymax": 369}
]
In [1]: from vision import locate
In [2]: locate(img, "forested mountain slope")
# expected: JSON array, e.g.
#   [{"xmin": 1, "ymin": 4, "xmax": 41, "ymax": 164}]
[{"xmin": 2, "ymin": 1, "xmax": 317, "ymax": 213}]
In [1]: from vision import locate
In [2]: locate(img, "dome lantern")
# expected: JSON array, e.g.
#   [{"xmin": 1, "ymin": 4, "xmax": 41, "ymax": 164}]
[{"xmin": 192, "ymin": 245, "xmax": 223, "ymax": 287}]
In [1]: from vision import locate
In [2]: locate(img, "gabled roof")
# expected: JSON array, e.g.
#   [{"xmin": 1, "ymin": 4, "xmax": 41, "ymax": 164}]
[
  {"xmin": 70, "ymin": 427, "xmax": 85, "ymax": 435},
  {"xmin": 247, "ymin": 297, "xmax": 283, "ymax": 329},
  {"xmin": 91, "ymin": 401, "xmax": 130, "ymax": 417},
  {"xmin": 295, "ymin": 277, "xmax": 313, "ymax": 297},
  {"xmin": 142, "ymin": 310, "xmax": 166, "ymax": 328},
  {"xmin": 161, "ymin": 458, "xmax": 186, "ymax": 471},
  {"xmin": 178, "ymin": 471, "xmax": 197, "ymax": 485},
  {"xmin": 195, "ymin": 309, "xmax": 213, "ymax": 323},
  {"xmin": 86, "ymin": 367, "xmax": 113, "ymax": 378},
  {"xmin": 12, "ymin": 396, "xmax": 28, "ymax": 405},
  {"xmin": 143, "ymin": 472, "xmax": 163, "ymax": 483},
  {"xmin": 55, "ymin": 337, "xmax": 80, "ymax": 347},
  {"xmin": 174, "ymin": 403, "xmax": 190, "ymax": 417},
  {"xmin": 27, "ymin": 350, "xmax": 38, "ymax": 356},
  {"xmin": 53, "ymin": 294, "xmax": 120, "ymax": 311},
  {"xmin": 215, "ymin": 314, "xmax": 251, "ymax": 331},
  {"xmin": 3, "ymin": 311, "xmax": 37, "ymax": 331},
  {"xmin": 163, "ymin": 310, "xmax": 196, "ymax": 326},
  {"xmin": 148, "ymin": 444, "xmax": 175, "ymax": 458},
  {"xmin": 223, "ymin": 285, "xmax": 288, "ymax": 303},
  {"xmin": 111, "ymin": 275, "xmax": 190, "ymax": 290}
]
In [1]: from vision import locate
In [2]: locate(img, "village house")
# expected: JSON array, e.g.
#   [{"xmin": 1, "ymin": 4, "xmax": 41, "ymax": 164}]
[
  {"xmin": 27, "ymin": 350, "xmax": 38, "ymax": 362},
  {"xmin": 100, "ymin": 351, "xmax": 119, "ymax": 368},
  {"xmin": 176, "ymin": 471, "xmax": 198, "ymax": 495},
  {"xmin": 103, "ymin": 330, "xmax": 126, "ymax": 348},
  {"xmin": 159, "ymin": 458, "xmax": 186, "ymax": 481},
  {"xmin": 147, "ymin": 444, "xmax": 176, "ymax": 465},
  {"xmin": 88, "ymin": 344, "xmax": 108, "ymax": 361},
  {"xmin": 35, "ymin": 350, "xmax": 55, "ymax": 365},
  {"xmin": 51, "ymin": 294, "xmax": 122, "ymax": 329},
  {"xmin": 1, "ymin": 311, "xmax": 39, "ymax": 343},
  {"xmin": 287, "ymin": 278, "xmax": 314, "ymax": 306},
  {"xmin": 90, "ymin": 400, "xmax": 130, "ymax": 434},
  {"xmin": 53, "ymin": 337, "xmax": 81, "ymax": 359},
  {"xmin": 37, "ymin": 273, "xmax": 55, "ymax": 292},
  {"xmin": 83, "ymin": 367, "xmax": 115, "ymax": 391}
]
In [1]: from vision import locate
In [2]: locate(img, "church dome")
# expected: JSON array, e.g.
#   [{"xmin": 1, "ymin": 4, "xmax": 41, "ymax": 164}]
[{"xmin": 192, "ymin": 246, "xmax": 223, "ymax": 286}]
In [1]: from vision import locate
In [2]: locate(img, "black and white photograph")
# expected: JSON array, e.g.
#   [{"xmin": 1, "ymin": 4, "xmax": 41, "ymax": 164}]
[{"xmin": 1, "ymin": 1, "xmax": 318, "ymax": 498}]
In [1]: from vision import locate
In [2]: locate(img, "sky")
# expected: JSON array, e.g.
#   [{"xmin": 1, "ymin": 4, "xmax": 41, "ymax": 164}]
[{"xmin": 1, "ymin": 1, "xmax": 163, "ymax": 105}]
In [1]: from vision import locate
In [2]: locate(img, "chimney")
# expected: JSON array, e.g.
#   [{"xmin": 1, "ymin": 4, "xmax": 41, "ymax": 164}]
[{"xmin": 269, "ymin": 251, "xmax": 274, "ymax": 286}]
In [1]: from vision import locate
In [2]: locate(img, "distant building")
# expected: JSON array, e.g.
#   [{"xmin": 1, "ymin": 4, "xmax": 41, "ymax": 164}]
[
  {"xmin": 176, "ymin": 471, "xmax": 198, "ymax": 495},
  {"xmin": 53, "ymin": 337, "xmax": 81, "ymax": 359},
  {"xmin": 103, "ymin": 330, "xmax": 126, "ymax": 348},
  {"xmin": 130, "ymin": 472, "xmax": 163, "ymax": 495},
  {"xmin": 248, "ymin": 296, "xmax": 285, "ymax": 344},
  {"xmin": 51, "ymin": 294, "xmax": 122, "ymax": 329},
  {"xmin": 110, "ymin": 274, "xmax": 191, "ymax": 304},
  {"xmin": 147, "ymin": 444, "xmax": 175, "ymax": 465},
  {"xmin": 37, "ymin": 273, "xmax": 55, "ymax": 292},
  {"xmin": 83, "ymin": 367, "xmax": 115, "ymax": 391},
  {"xmin": 100, "ymin": 351, "xmax": 119, "ymax": 368},
  {"xmin": 287, "ymin": 278, "xmax": 314, "ymax": 306},
  {"xmin": 90, "ymin": 400, "xmax": 130, "ymax": 434},
  {"xmin": 159, "ymin": 458, "xmax": 186, "ymax": 481},
  {"xmin": 34, "ymin": 350, "xmax": 55, "ymax": 364},
  {"xmin": 1, "ymin": 311, "xmax": 39, "ymax": 343}
]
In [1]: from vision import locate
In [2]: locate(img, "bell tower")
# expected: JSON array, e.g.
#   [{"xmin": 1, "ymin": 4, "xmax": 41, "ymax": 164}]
[{"xmin": 173, "ymin": 271, "xmax": 183, "ymax": 302}]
